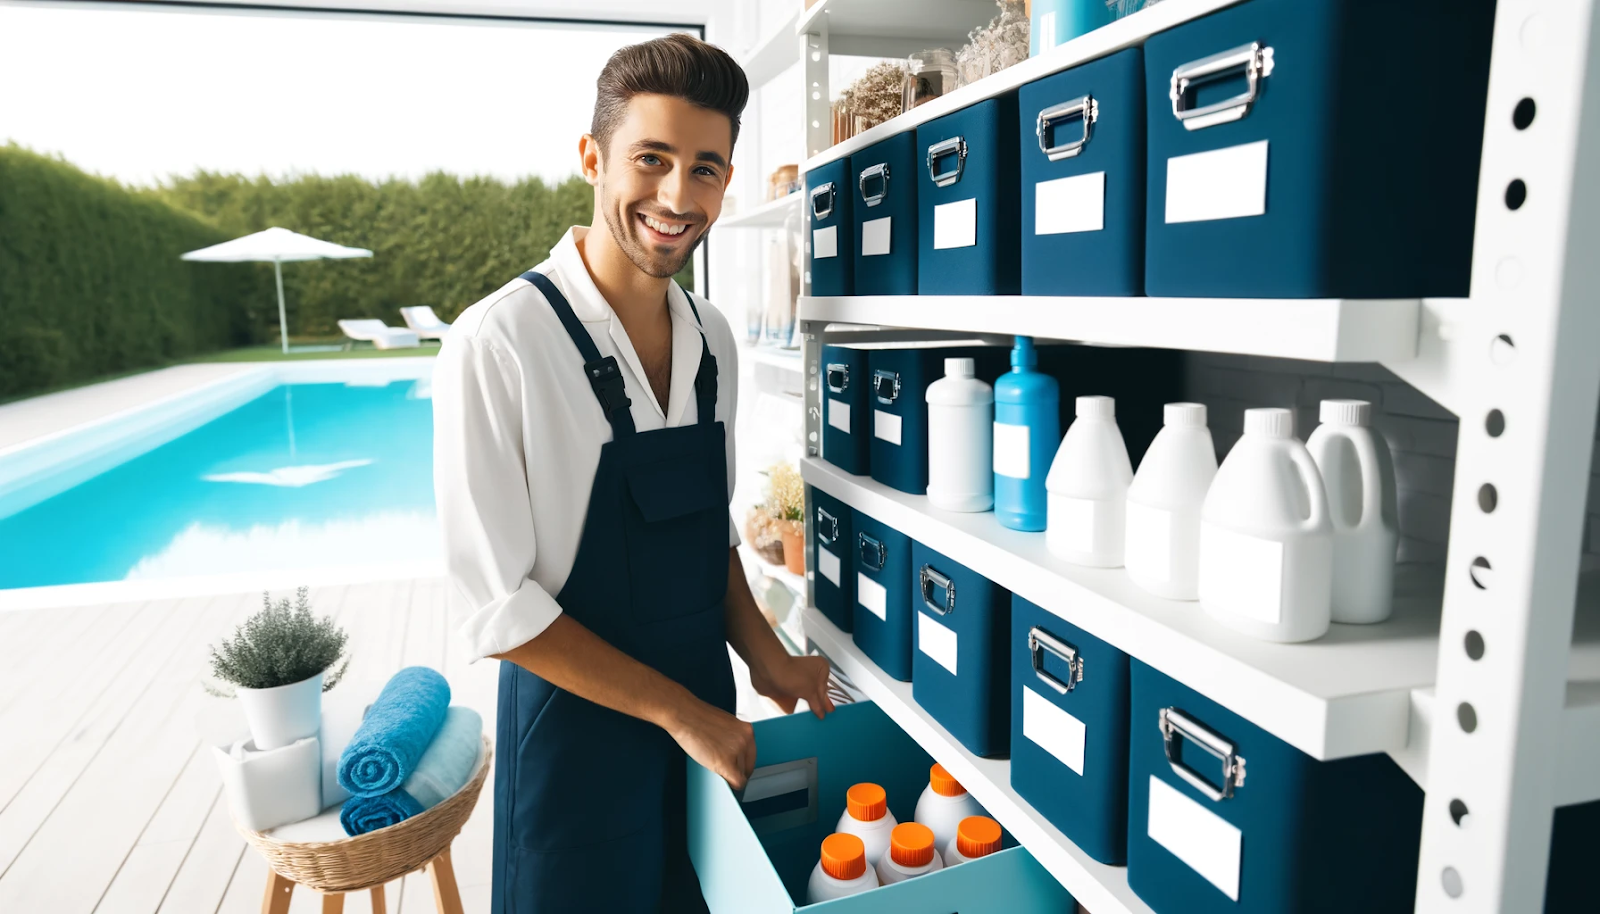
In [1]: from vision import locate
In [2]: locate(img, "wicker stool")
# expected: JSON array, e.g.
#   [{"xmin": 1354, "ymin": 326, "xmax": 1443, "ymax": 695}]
[{"xmin": 240, "ymin": 736, "xmax": 493, "ymax": 914}]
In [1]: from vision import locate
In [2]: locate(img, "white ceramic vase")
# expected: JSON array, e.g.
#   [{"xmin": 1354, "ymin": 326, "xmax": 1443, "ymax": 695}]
[{"xmin": 236, "ymin": 671, "xmax": 324, "ymax": 751}]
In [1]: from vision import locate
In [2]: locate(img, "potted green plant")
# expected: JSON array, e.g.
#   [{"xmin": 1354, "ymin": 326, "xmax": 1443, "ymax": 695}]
[
  {"xmin": 208, "ymin": 587, "xmax": 349, "ymax": 751},
  {"xmin": 766, "ymin": 463, "xmax": 806, "ymax": 576}
]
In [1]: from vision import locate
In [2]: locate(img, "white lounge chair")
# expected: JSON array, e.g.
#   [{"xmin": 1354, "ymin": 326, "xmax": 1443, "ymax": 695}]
[
  {"xmin": 399, "ymin": 306, "xmax": 451, "ymax": 341},
  {"xmin": 337, "ymin": 319, "xmax": 420, "ymax": 350}
]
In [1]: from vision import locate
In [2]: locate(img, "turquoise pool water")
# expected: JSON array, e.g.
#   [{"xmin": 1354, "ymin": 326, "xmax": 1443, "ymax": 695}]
[{"xmin": 0, "ymin": 381, "xmax": 437, "ymax": 589}]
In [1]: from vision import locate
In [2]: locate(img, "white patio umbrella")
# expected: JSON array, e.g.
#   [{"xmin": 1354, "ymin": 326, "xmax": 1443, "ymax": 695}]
[{"xmin": 182, "ymin": 226, "xmax": 373, "ymax": 354}]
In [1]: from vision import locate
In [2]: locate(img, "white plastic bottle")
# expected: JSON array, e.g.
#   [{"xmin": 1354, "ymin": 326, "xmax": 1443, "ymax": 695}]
[
  {"xmin": 913, "ymin": 764, "xmax": 985, "ymax": 853},
  {"xmin": 926, "ymin": 357, "xmax": 994, "ymax": 512},
  {"xmin": 942, "ymin": 815, "xmax": 1003, "ymax": 867},
  {"xmin": 1306, "ymin": 399, "xmax": 1399, "ymax": 624},
  {"xmin": 1045, "ymin": 396, "xmax": 1134, "ymax": 567},
  {"xmin": 875, "ymin": 822, "xmax": 944, "ymax": 885},
  {"xmin": 1199, "ymin": 408, "xmax": 1334, "ymax": 643},
  {"xmin": 1125, "ymin": 403, "xmax": 1219, "ymax": 600},
  {"xmin": 835, "ymin": 782, "xmax": 896, "ymax": 865},
  {"xmin": 807, "ymin": 833, "xmax": 880, "ymax": 903}
]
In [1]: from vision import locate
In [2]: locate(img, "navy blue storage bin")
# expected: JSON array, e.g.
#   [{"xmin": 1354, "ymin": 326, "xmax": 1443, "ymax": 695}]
[
  {"xmin": 1019, "ymin": 47, "xmax": 1144, "ymax": 297},
  {"xmin": 852, "ymin": 511, "xmax": 913, "ymax": 681},
  {"xmin": 808, "ymin": 486, "xmax": 854, "ymax": 633},
  {"xmin": 868, "ymin": 346, "xmax": 1007, "ymax": 496},
  {"xmin": 918, "ymin": 97, "xmax": 1021, "ymax": 295},
  {"xmin": 1143, "ymin": 0, "xmax": 1495, "ymax": 298},
  {"xmin": 1548, "ymin": 799, "xmax": 1600, "ymax": 912},
  {"xmin": 1127, "ymin": 659, "xmax": 1423, "ymax": 913},
  {"xmin": 805, "ymin": 157, "xmax": 854, "ymax": 296},
  {"xmin": 911, "ymin": 542, "xmax": 1011, "ymax": 758},
  {"xmin": 821, "ymin": 344, "xmax": 870, "ymax": 476},
  {"xmin": 1010, "ymin": 596, "xmax": 1129, "ymax": 865},
  {"xmin": 852, "ymin": 132, "xmax": 919, "ymax": 295}
]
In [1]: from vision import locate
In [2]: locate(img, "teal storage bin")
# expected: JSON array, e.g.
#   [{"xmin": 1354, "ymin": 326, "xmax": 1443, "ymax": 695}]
[{"xmin": 687, "ymin": 701, "xmax": 1075, "ymax": 913}]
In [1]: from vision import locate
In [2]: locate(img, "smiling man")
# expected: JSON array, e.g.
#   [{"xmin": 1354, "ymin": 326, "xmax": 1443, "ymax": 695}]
[{"xmin": 432, "ymin": 33, "xmax": 835, "ymax": 914}]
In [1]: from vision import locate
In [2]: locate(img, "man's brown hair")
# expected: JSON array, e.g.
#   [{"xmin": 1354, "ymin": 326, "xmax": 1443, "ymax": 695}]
[{"xmin": 590, "ymin": 32, "xmax": 749, "ymax": 155}]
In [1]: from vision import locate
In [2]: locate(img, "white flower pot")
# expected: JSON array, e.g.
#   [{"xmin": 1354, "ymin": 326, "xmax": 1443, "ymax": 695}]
[{"xmin": 236, "ymin": 671, "xmax": 324, "ymax": 751}]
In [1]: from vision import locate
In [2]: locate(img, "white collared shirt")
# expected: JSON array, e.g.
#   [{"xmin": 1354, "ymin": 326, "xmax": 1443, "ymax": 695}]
[{"xmin": 433, "ymin": 227, "xmax": 740, "ymax": 663}]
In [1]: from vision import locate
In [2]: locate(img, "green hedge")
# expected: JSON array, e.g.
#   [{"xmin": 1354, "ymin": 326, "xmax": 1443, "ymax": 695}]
[
  {"xmin": 0, "ymin": 145, "xmax": 256, "ymax": 399},
  {"xmin": 150, "ymin": 170, "xmax": 605, "ymax": 339}
]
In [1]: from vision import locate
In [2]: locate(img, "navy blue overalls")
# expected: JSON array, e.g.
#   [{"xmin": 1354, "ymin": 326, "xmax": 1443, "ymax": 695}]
[{"xmin": 490, "ymin": 271, "xmax": 735, "ymax": 913}]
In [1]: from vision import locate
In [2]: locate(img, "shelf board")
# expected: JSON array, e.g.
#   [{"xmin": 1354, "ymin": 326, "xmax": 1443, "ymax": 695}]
[
  {"xmin": 801, "ymin": 295, "xmax": 1422, "ymax": 364},
  {"xmin": 801, "ymin": 0, "xmax": 1249, "ymax": 173},
  {"xmin": 796, "ymin": 0, "xmax": 994, "ymax": 59},
  {"xmin": 720, "ymin": 193, "xmax": 801, "ymax": 229},
  {"xmin": 739, "ymin": 9, "xmax": 800, "ymax": 89},
  {"xmin": 803, "ymin": 456, "xmax": 1447, "ymax": 761},
  {"xmin": 738, "ymin": 542, "xmax": 809, "ymax": 597},
  {"xmin": 740, "ymin": 341, "xmax": 804, "ymax": 373},
  {"xmin": 803, "ymin": 605, "xmax": 1155, "ymax": 914}
]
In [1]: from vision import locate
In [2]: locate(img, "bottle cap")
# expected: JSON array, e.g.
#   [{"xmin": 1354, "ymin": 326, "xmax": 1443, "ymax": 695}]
[
  {"xmin": 1011, "ymin": 336, "xmax": 1037, "ymax": 369},
  {"xmin": 889, "ymin": 822, "xmax": 936, "ymax": 868},
  {"xmin": 944, "ymin": 357, "xmax": 975, "ymax": 379},
  {"xmin": 846, "ymin": 783, "xmax": 887, "ymax": 822},
  {"xmin": 929, "ymin": 763, "xmax": 966, "ymax": 797},
  {"xmin": 955, "ymin": 816, "xmax": 1003, "ymax": 859},
  {"xmin": 820, "ymin": 833, "xmax": 867, "ymax": 880},
  {"xmin": 1319, "ymin": 399, "xmax": 1372, "ymax": 427},
  {"xmin": 1076, "ymin": 395, "xmax": 1115, "ymax": 420},
  {"xmin": 1164, "ymin": 402, "xmax": 1207, "ymax": 428},
  {"xmin": 1245, "ymin": 407, "xmax": 1295, "ymax": 439}
]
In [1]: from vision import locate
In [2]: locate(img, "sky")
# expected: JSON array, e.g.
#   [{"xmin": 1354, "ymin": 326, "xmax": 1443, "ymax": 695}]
[{"xmin": 0, "ymin": 2, "xmax": 677, "ymax": 186}]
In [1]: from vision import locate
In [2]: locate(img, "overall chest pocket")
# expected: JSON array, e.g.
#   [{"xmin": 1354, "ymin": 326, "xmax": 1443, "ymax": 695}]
[{"xmin": 624, "ymin": 448, "xmax": 729, "ymax": 622}]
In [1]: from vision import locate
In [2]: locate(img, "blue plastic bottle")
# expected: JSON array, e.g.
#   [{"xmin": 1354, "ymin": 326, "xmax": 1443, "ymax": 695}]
[{"xmin": 993, "ymin": 337, "xmax": 1060, "ymax": 531}]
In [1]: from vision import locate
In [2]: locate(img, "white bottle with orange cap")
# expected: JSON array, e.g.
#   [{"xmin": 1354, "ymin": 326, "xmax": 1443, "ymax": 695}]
[
  {"xmin": 806, "ymin": 833, "xmax": 880, "ymax": 903},
  {"xmin": 914, "ymin": 764, "xmax": 986, "ymax": 853},
  {"xmin": 835, "ymin": 782, "xmax": 897, "ymax": 864},
  {"xmin": 875, "ymin": 822, "xmax": 945, "ymax": 885},
  {"xmin": 942, "ymin": 815, "xmax": 1003, "ymax": 867}
]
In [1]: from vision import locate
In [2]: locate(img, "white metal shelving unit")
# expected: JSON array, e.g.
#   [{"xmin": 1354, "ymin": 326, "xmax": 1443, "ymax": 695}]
[{"xmin": 781, "ymin": 0, "xmax": 1600, "ymax": 912}]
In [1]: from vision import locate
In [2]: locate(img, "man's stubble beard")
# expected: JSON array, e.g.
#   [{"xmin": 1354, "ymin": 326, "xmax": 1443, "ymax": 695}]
[{"xmin": 600, "ymin": 187, "xmax": 704, "ymax": 280}]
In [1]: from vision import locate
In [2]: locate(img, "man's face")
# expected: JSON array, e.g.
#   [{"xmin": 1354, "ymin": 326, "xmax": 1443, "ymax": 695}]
[{"xmin": 586, "ymin": 93, "xmax": 734, "ymax": 279}]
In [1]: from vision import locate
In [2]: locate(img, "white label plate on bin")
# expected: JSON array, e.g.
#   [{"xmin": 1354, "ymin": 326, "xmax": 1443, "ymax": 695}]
[
  {"xmin": 1023, "ymin": 686, "xmax": 1086, "ymax": 776},
  {"xmin": 933, "ymin": 198, "xmax": 978, "ymax": 249},
  {"xmin": 861, "ymin": 217, "xmax": 893, "ymax": 256},
  {"xmin": 827, "ymin": 399, "xmax": 851, "ymax": 433},
  {"xmin": 993, "ymin": 422, "xmax": 1030, "ymax": 479},
  {"xmin": 918, "ymin": 611, "xmax": 959, "ymax": 675},
  {"xmin": 874, "ymin": 410, "xmax": 902, "ymax": 445},
  {"xmin": 812, "ymin": 225, "xmax": 838, "ymax": 259},
  {"xmin": 1035, "ymin": 171, "xmax": 1106, "ymax": 235},
  {"xmin": 1125, "ymin": 501, "xmax": 1173, "ymax": 582},
  {"xmin": 1147, "ymin": 775, "xmax": 1242, "ymax": 901},
  {"xmin": 858, "ymin": 574, "xmax": 887, "ymax": 620},
  {"xmin": 819, "ymin": 547, "xmax": 840, "ymax": 585},
  {"xmin": 1165, "ymin": 140, "xmax": 1269, "ymax": 224},
  {"xmin": 1199, "ymin": 524, "xmax": 1284, "ymax": 623}
]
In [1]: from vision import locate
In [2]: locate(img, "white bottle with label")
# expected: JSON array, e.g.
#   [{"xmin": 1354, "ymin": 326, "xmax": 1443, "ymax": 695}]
[
  {"xmin": 1306, "ymin": 399, "xmax": 1399, "ymax": 624},
  {"xmin": 1045, "ymin": 396, "xmax": 1134, "ymax": 567},
  {"xmin": 926, "ymin": 358, "xmax": 994, "ymax": 512},
  {"xmin": 807, "ymin": 833, "xmax": 880, "ymax": 903},
  {"xmin": 1199, "ymin": 408, "xmax": 1333, "ymax": 643},
  {"xmin": 835, "ymin": 783, "xmax": 896, "ymax": 865},
  {"xmin": 876, "ymin": 822, "xmax": 944, "ymax": 885},
  {"xmin": 1125, "ymin": 403, "xmax": 1219, "ymax": 601},
  {"xmin": 913, "ymin": 764, "xmax": 985, "ymax": 853}
]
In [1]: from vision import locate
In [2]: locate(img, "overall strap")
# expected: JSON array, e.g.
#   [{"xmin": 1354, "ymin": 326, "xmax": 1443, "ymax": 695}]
[
  {"xmin": 520, "ymin": 270, "xmax": 636, "ymax": 438},
  {"xmin": 678, "ymin": 285, "xmax": 717, "ymax": 425}
]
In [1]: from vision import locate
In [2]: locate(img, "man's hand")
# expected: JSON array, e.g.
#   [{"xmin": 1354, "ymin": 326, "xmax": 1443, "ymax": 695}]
[
  {"xmin": 751, "ymin": 653, "xmax": 836, "ymax": 719},
  {"xmin": 666, "ymin": 698, "xmax": 757, "ymax": 790}
]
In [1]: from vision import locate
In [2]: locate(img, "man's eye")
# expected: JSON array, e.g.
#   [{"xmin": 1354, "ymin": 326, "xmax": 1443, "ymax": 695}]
[
  {"xmin": 695, "ymin": 166, "xmax": 718, "ymax": 177},
  {"xmin": 640, "ymin": 154, "xmax": 663, "ymax": 166}
]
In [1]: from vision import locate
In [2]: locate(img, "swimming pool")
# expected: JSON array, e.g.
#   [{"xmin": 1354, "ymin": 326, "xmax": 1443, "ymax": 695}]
[{"xmin": 0, "ymin": 373, "xmax": 438, "ymax": 591}]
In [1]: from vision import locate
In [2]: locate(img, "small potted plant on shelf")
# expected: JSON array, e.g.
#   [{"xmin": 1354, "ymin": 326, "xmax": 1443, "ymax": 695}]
[
  {"xmin": 766, "ymin": 462, "xmax": 807, "ymax": 576},
  {"xmin": 206, "ymin": 586, "xmax": 349, "ymax": 751}
]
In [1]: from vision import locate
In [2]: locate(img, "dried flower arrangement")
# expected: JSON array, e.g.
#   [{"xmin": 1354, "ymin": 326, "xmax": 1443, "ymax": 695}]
[
  {"xmin": 832, "ymin": 60, "xmax": 910, "ymax": 143},
  {"xmin": 765, "ymin": 463, "xmax": 805, "ymax": 523},
  {"xmin": 956, "ymin": 0, "xmax": 1031, "ymax": 88}
]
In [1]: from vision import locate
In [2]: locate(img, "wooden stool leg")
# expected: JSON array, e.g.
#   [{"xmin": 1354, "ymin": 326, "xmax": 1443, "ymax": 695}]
[
  {"xmin": 428, "ymin": 848, "xmax": 465, "ymax": 914},
  {"xmin": 261, "ymin": 870, "xmax": 295, "ymax": 914},
  {"xmin": 370, "ymin": 884, "xmax": 388, "ymax": 914},
  {"xmin": 321, "ymin": 892, "xmax": 346, "ymax": 913}
]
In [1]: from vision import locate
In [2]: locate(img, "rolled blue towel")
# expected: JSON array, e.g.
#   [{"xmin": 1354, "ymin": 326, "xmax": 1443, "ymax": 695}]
[
  {"xmin": 337, "ymin": 666, "xmax": 450, "ymax": 798},
  {"xmin": 402, "ymin": 707, "xmax": 484, "ymax": 809},
  {"xmin": 340, "ymin": 789, "xmax": 424, "ymax": 836}
]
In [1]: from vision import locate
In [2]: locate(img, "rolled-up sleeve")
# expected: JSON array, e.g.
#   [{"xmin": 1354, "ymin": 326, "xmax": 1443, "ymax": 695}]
[{"xmin": 433, "ymin": 335, "xmax": 563, "ymax": 662}]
